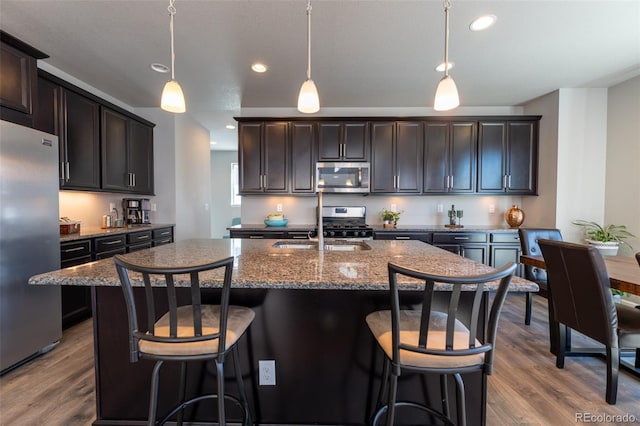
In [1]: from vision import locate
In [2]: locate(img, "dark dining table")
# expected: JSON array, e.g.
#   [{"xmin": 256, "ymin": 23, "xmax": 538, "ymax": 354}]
[
  {"xmin": 520, "ymin": 253, "xmax": 640, "ymax": 375},
  {"xmin": 520, "ymin": 254, "xmax": 640, "ymax": 295}
]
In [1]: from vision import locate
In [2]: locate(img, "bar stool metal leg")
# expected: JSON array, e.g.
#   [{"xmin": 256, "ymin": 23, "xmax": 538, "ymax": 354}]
[
  {"xmin": 216, "ymin": 360, "xmax": 226, "ymax": 425},
  {"xmin": 232, "ymin": 345, "xmax": 253, "ymax": 425},
  {"xmin": 149, "ymin": 360, "xmax": 164, "ymax": 426}
]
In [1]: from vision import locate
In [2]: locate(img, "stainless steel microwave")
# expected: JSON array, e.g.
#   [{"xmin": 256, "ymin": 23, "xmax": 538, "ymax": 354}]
[{"xmin": 315, "ymin": 162, "xmax": 370, "ymax": 193}]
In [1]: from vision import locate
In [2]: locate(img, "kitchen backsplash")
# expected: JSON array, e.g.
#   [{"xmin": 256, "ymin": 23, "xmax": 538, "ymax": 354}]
[
  {"xmin": 59, "ymin": 191, "xmax": 157, "ymax": 229},
  {"xmin": 241, "ymin": 194, "xmax": 525, "ymax": 227}
]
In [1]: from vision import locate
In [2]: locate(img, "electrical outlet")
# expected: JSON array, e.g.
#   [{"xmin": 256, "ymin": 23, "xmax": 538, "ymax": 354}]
[
  {"xmin": 489, "ymin": 204, "xmax": 495, "ymax": 214},
  {"xmin": 390, "ymin": 204, "xmax": 397, "ymax": 212},
  {"xmin": 437, "ymin": 204, "xmax": 443, "ymax": 213},
  {"xmin": 109, "ymin": 202, "xmax": 116, "ymax": 211},
  {"xmin": 151, "ymin": 203, "xmax": 157, "ymax": 212},
  {"xmin": 276, "ymin": 203, "xmax": 283, "ymax": 212},
  {"xmin": 259, "ymin": 360, "xmax": 276, "ymax": 386}
]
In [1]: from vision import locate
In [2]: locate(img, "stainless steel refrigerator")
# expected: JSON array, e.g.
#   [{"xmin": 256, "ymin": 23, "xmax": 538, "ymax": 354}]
[{"xmin": 0, "ymin": 120, "xmax": 61, "ymax": 373}]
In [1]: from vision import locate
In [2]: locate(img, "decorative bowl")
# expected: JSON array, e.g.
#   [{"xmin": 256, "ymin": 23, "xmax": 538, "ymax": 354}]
[{"xmin": 264, "ymin": 218, "xmax": 288, "ymax": 227}]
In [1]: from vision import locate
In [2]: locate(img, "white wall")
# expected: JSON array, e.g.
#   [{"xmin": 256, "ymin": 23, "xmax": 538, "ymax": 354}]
[
  {"xmin": 555, "ymin": 88, "xmax": 608, "ymax": 243},
  {"xmin": 210, "ymin": 151, "xmax": 241, "ymax": 238},
  {"xmin": 522, "ymin": 90, "xmax": 559, "ymax": 228},
  {"xmin": 605, "ymin": 76, "xmax": 640, "ymax": 256},
  {"xmin": 174, "ymin": 115, "xmax": 212, "ymax": 240}
]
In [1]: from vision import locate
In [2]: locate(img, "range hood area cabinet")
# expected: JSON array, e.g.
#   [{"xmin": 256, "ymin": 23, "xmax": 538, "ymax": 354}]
[
  {"xmin": 34, "ymin": 70, "xmax": 155, "ymax": 194},
  {"xmin": 236, "ymin": 116, "xmax": 540, "ymax": 197},
  {"xmin": 423, "ymin": 121, "xmax": 477, "ymax": 194},
  {"xmin": 317, "ymin": 122, "xmax": 369, "ymax": 162},
  {"xmin": 370, "ymin": 121, "xmax": 422, "ymax": 193},
  {"xmin": 477, "ymin": 120, "xmax": 538, "ymax": 194}
]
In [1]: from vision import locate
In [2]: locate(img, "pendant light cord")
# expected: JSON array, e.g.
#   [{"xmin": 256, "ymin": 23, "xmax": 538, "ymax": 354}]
[
  {"xmin": 443, "ymin": 0, "xmax": 451, "ymax": 78},
  {"xmin": 306, "ymin": 0, "xmax": 312, "ymax": 80},
  {"xmin": 168, "ymin": 0, "xmax": 177, "ymax": 81}
]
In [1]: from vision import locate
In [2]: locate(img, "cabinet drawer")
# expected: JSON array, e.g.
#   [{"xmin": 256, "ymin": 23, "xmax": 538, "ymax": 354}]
[
  {"xmin": 60, "ymin": 239, "xmax": 92, "ymax": 262},
  {"xmin": 128, "ymin": 242, "xmax": 152, "ymax": 252},
  {"xmin": 95, "ymin": 247, "xmax": 126, "ymax": 259},
  {"xmin": 94, "ymin": 235, "xmax": 126, "ymax": 253},
  {"xmin": 285, "ymin": 231, "xmax": 314, "ymax": 239},
  {"xmin": 374, "ymin": 232, "xmax": 432, "ymax": 243},
  {"xmin": 127, "ymin": 230, "xmax": 152, "ymax": 244},
  {"xmin": 490, "ymin": 232, "xmax": 520, "ymax": 244},
  {"xmin": 152, "ymin": 227, "xmax": 173, "ymax": 240},
  {"xmin": 432, "ymin": 232, "xmax": 487, "ymax": 244}
]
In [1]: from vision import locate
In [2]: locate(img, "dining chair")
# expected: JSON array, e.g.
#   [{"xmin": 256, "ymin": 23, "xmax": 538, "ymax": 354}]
[
  {"xmin": 113, "ymin": 254, "xmax": 255, "ymax": 425},
  {"xmin": 518, "ymin": 228, "xmax": 563, "ymax": 325},
  {"xmin": 366, "ymin": 262, "xmax": 517, "ymax": 425},
  {"xmin": 538, "ymin": 239, "xmax": 640, "ymax": 404}
]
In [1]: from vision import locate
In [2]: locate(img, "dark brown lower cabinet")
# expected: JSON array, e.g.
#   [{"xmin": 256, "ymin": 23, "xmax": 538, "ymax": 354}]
[{"xmin": 60, "ymin": 239, "xmax": 92, "ymax": 329}]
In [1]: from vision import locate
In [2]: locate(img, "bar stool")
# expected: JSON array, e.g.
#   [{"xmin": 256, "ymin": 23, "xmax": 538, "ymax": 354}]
[
  {"xmin": 114, "ymin": 254, "xmax": 254, "ymax": 425},
  {"xmin": 366, "ymin": 262, "xmax": 516, "ymax": 426}
]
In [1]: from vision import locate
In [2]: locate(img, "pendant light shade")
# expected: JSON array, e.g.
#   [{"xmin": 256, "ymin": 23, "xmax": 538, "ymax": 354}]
[
  {"xmin": 434, "ymin": 75, "xmax": 459, "ymax": 111},
  {"xmin": 298, "ymin": 0, "xmax": 320, "ymax": 113},
  {"xmin": 161, "ymin": 0, "xmax": 186, "ymax": 113},
  {"xmin": 298, "ymin": 79, "xmax": 320, "ymax": 113},
  {"xmin": 433, "ymin": 0, "xmax": 459, "ymax": 111},
  {"xmin": 161, "ymin": 79, "xmax": 186, "ymax": 113}
]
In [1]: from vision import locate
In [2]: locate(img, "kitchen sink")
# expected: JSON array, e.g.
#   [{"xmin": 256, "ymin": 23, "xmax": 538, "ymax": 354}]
[{"xmin": 272, "ymin": 240, "xmax": 371, "ymax": 251}]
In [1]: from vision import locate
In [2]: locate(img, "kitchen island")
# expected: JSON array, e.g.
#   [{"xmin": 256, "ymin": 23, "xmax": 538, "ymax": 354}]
[{"xmin": 31, "ymin": 238, "xmax": 537, "ymax": 426}]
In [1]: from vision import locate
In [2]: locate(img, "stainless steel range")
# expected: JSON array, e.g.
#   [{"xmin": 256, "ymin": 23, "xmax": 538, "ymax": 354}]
[{"xmin": 319, "ymin": 206, "xmax": 373, "ymax": 239}]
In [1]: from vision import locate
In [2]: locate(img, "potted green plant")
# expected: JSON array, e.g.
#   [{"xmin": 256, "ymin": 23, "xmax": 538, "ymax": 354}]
[
  {"xmin": 380, "ymin": 209, "xmax": 402, "ymax": 228},
  {"xmin": 572, "ymin": 220, "xmax": 635, "ymax": 256}
]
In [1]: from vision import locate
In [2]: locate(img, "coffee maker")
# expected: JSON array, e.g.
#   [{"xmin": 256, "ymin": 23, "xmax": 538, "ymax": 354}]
[{"xmin": 122, "ymin": 198, "xmax": 151, "ymax": 225}]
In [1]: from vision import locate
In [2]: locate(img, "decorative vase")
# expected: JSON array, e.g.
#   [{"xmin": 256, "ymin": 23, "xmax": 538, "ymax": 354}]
[
  {"xmin": 505, "ymin": 205, "xmax": 525, "ymax": 228},
  {"xmin": 586, "ymin": 239, "xmax": 619, "ymax": 256}
]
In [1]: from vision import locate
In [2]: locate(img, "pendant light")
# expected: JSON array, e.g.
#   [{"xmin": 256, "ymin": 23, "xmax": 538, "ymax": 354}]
[
  {"xmin": 161, "ymin": 0, "xmax": 186, "ymax": 113},
  {"xmin": 434, "ymin": 0, "xmax": 459, "ymax": 111},
  {"xmin": 297, "ymin": 0, "xmax": 320, "ymax": 114}
]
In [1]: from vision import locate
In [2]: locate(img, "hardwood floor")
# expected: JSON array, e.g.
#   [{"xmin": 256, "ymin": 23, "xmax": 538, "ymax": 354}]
[{"xmin": 0, "ymin": 294, "xmax": 638, "ymax": 425}]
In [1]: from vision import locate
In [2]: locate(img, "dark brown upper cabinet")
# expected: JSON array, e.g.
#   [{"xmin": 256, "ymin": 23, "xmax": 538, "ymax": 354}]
[
  {"xmin": 371, "ymin": 121, "xmax": 423, "ymax": 193},
  {"xmin": 423, "ymin": 121, "xmax": 477, "ymax": 194},
  {"xmin": 0, "ymin": 31, "xmax": 48, "ymax": 127},
  {"xmin": 290, "ymin": 122, "xmax": 316, "ymax": 193},
  {"xmin": 102, "ymin": 107, "xmax": 154, "ymax": 195},
  {"xmin": 36, "ymin": 74, "xmax": 101, "ymax": 190},
  {"xmin": 239, "ymin": 121, "xmax": 288, "ymax": 194},
  {"xmin": 317, "ymin": 122, "xmax": 369, "ymax": 161},
  {"xmin": 477, "ymin": 120, "xmax": 538, "ymax": 195}
]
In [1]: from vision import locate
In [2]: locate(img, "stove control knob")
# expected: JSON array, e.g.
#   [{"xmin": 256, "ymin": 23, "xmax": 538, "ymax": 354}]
[
  {"xmin": 323, "ymin": 231, "xmax": 328, "ymax": 237},
  {"xmin": 329, "ymin": 231, "xmax": 335, "ymax": 237},
  {"xmin": 342, "ymin": 231, "xmax": 348, "ymax": 237}
]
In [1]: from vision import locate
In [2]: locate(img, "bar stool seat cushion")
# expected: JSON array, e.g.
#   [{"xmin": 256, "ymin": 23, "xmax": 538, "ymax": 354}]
[
  {"xmin": 366, "ymin": 310, "xmax": 484, "ymax": 369},
  {"xmin": 616, "ymin": 303, "xmax": 640, "ymax": 348},
  {"xmin": 140, "ymin": 305, "xmax": 255, "ymax": 356}
]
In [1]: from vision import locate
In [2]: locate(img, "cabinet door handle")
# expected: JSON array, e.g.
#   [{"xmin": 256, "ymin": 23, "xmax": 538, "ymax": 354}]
[
  {"xmin": 60, "ymin": 162, "xmax": 65, "ymax": 180},
  {"xmin": 503, "ymin": 175, "xmax": 507, "ymax": 189},
  {"xmin": 103, "ymin": 239, "xmax": 123, "ymax": 245},
  {"xmin": 136, "ymin": 235, "xmax": 150, "ymax": 240},
  {"xmin": 445, "ymin": 175, "xmax": 450, "ymax": 189},
  {"xmin": 132, "ymin": 173, "xmax": 136, "ymax": 187},
  {"xmin": 453, "ymin": 236, "xmax": 470, "ymax": 240},
  {"xmin": 159, "ymin": 231, "xmax": 170, "ymax": 236},
  {"xmin": 65, "ymin": 162, "xmax": 70, "ymax": 181},
  {"xmin": 249, "ymin": 235, "xmax": 265, "ymax": 239},
  {"xmin": 507, "ymin": 174, "xmax": 512, "ymax": 189},
  {"xmin": 395, "ymin": 236, "xmax": 411, "ymax": 240},
  {"xmin": 63, "ymin": 246, "xmax": 86, "ymax": 253},
  {"xmin": 449, "ymin": 175, "xmax": 454, "ymax": 189}
]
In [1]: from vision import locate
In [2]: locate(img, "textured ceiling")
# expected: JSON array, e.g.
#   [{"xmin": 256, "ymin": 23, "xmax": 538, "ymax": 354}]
[{"xmin": 1, "ymin": 0, "xmax": 639, "ymax": 150}]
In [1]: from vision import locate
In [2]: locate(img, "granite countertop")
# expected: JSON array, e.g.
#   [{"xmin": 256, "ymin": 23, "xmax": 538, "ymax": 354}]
[
  {"xmin": 31, "ymin": 238, "xmax": 537, "ymax": 292},
  {"xmin": 60, "ymin": 223, "xmax": 175, "ymax": 242},
  {"xmin": 229, "ymin": 224, "xmax": 520, "ymax": 233}
]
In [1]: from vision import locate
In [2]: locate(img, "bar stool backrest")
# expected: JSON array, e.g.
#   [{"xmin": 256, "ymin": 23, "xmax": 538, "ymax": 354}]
[{"xmin": 113, "ymin": 255, "xmax": 235, "ymax": 362}]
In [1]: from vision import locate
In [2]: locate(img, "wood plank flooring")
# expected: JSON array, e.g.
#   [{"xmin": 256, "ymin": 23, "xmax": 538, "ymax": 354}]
[{"xmin": 0, "ymin": 293, "xmax": 638, "ymax": 425}]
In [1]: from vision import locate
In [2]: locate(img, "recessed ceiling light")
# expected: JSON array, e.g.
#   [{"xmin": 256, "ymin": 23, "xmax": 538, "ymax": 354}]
[
  {"xmin": 251, "ymin": 63, "xmax": 268, "ymax": 73},
  {"xmin": 225, "ymin": 124, "xmax": 236, "ymax": 130},
  {"xmin": 469, "ymin": 14, "xmax": 497, "ymax": 31},
  {"xmin": 150, "ymin": 63, "xmax": 170, "ymax": 73},
  {"xmin": 435, "ymin": 62, "xmax": 454, "ymax": 72}
]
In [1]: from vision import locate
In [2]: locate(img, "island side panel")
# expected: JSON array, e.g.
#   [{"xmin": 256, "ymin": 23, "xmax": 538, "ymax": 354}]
[{"xmin": 92, "ymin": 286, "xmax": 485, "ymax": 425}]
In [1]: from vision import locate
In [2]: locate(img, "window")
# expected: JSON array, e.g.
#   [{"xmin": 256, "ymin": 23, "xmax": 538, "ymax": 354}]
[{"xmin": 231, "ymin": 162, "xmax": 241, "ymax": 206}]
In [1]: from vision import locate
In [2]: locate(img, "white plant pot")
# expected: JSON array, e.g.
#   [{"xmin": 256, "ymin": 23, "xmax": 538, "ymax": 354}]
[{"xmin": 586, "ymin": 239, "xmax": 619, "ymax": 256}]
